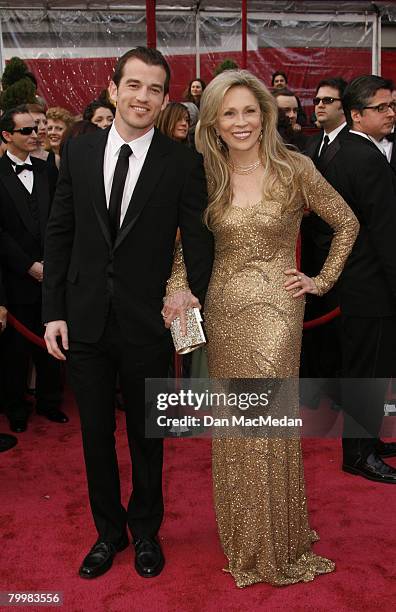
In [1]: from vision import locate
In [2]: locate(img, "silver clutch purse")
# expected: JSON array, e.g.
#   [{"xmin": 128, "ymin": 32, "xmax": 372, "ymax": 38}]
[{"xmin": 170, "ymin": 307, "xmax": 206, "ymax": 354}]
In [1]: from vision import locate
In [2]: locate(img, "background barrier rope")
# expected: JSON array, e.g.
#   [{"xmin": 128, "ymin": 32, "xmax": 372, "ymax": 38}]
[
  {"xmin": 303, "ymin": 306, "xmax": 341, "ymax": 330},
  {"xmin": 7, "ymin": 313, "xmax": 47, "ymax": 349},
  {"xmin": 7, "ymin": 304, "xmax": 342, "ymax": 351}
]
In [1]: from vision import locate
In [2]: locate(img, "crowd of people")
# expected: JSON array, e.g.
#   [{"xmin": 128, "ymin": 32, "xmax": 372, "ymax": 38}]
[{"xmin": 0, "ymin": 46, "xmax": 396, "ymax": 589}]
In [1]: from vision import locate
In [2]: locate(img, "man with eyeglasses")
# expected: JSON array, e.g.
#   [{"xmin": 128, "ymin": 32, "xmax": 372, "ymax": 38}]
[
  {"xmin": 380, "ymin": 87, "xmax": 396, "ymax": 172},
  {"xmin": 316, "ymin": 75, "xmax": 396, "ymax": 483},
  {"xmin": 0, "ymin": 105, "xmax": 66, "ymax": 433}
]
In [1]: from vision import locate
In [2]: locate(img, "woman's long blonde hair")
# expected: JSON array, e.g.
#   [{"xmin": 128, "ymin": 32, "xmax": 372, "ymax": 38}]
[{"xmin": 195, "ymin": 70, "xmax": 307, "ymax": 229}]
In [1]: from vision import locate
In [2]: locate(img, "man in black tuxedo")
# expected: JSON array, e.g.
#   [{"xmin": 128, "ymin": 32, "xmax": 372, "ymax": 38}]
[
  {"xmin": 313, "ymin": 75, "xmax": 396, "ymax": 483},
  {"xmin": 301, "ymin": 78, "xmax": 348, "ymax": 408},
  {"xmin": 0, "ymin": 257, "xmax": 18, "ymax": 452},
  {"xmin": 0, "ymin": 106, "xmax": 65, "ymax": 433},
  {"xmin": 380, "ymin": 86, "xmax": 395, "ymax": 172},
  {"xmin": 43, "ymin": 47, "xmax": 214, "ymax": 579}
]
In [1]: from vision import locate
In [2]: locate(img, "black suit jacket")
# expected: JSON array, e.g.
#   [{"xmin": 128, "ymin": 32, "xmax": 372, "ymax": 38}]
[
  {"xmin": 302, "ymin": 126, "xmax": 350, "ymax": 313},
  {"xmin": 314, "ymin": 132, "xmax": 396, "ymax": 316},
  {"xmin": 0, "ymin": 260, "xmax": 6, "ymax": 306},
  {"xmin": 304, "ymin": 130, "xmax": 322, "ymax": 163},
  {"xmin": 0, "ymin": 154, "xmax": 57, "ymax": 305},
  {"xmin": 390, "ymin": 138, "xmax": 396, "ymax": 174},
  {"xmin": 43, "ymin": 127, "xmax": 214, "ymax": 345}
]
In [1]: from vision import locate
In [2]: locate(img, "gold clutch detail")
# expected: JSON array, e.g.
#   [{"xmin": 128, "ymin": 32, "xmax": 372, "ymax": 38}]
[{"xmin": 170, "ymin": 307, "xmax": 206, "ymax": 355}]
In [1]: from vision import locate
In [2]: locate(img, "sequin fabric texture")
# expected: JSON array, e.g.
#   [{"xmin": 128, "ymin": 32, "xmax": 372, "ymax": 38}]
[{"xmin": 168, "ymin": 157, "xmax": 359, "ymax": 588}]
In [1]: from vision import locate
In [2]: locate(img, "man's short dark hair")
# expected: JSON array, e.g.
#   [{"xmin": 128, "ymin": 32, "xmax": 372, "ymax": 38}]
[
  {"xmin": 0, "ymin": 104, "xmax": 29, "ymax": 142},
  {"xmin": 315, "ymin": 77, "xmax": 348, "ymax": 98},
  {"xmin": 112, "ymin": 47, "xmax": 171, "ymax": 95},
  {"xmin": 271, "ymin": 70, "xmax": 288, "ymax": 86},
  {"xmin": 342, "ymin": 75, "xmax": 394, "ymax": 126},
  {"xmin": 272, "ymin": 87, "xmax": 297, "ymax": 100},
  {"xmin": 83, "ymin": 99, "xmax": 115, "ymax": 122}
]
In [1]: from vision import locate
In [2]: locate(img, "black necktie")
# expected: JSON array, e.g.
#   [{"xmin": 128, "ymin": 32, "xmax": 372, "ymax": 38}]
[
  {"xmin": 384, "ymin": 132, "xmax": 394, "ymax": 143},
  {"xmin": 108, "ymin": 144, "xmax": 132, "ymax": 242},
  {"xmin": 319, "ymin": 135, "xmax": 330, "ymax": 158},
  {"xmin": 12, "ymin": 162, "xmax": 33, "ymax": 175}
]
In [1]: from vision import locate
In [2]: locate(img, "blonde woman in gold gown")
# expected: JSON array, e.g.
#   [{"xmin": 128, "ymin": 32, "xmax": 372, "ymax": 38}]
[{"xmin": 163, "ymin": 70, "xmax": 359, "ymax": 588}]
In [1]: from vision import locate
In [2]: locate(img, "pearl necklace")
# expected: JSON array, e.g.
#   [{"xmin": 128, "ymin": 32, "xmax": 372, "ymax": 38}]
[{"xmin": 230, "ymin": 159, "xmax": 262, "ymax": 175}]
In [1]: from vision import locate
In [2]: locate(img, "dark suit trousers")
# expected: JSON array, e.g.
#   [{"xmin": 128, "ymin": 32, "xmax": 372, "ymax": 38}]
[
  {"xmin": 1, "ymin": 300, "xmax": 63, "ymax": 419},
  {"xmin": 341, "ymin": 315, "xmax": 396, "ymax": 462},
  {"xmin": 67, "ymin": 305, "xmax": 172, "ymax": 543}
]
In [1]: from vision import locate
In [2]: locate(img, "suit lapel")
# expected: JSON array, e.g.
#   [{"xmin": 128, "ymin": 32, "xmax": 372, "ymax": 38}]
[
  {"xmin": 87, "ymin": 128, "xmax": 112, "ymax": 249},
  {"xmin": 0, "ymin": 155, "xmax": 38, "ymax": 237},
  {"xmin": 31, "ymin": 158, "xmax": 50, "ymax": 247},
  {"xmin": 390, "ymin": 143, "xmax": 396, "ymax": 174},
  {"xmin": 317, "ymin": 137, "xmax": 341, "ymax": 171},
  {"xmin": 306, "ymin": 132, "xmax": 322, "ymax": 163},
  {"xmin": 114, "ymin": 129, "xmax": 170, "ymax": 251},
  {"xmin": 316, "ymin": 125, "xmax": 349, "ymax": 171}
]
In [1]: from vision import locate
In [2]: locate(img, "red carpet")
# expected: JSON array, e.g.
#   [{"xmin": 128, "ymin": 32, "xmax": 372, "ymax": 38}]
[{"xmin": 1, "ymin": 392, "xmax": 395, "ymax": 612}]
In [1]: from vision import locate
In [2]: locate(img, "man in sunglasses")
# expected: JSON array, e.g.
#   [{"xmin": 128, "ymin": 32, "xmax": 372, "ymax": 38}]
[
  {"xmin": 0, "ymin": 105, "xmax": 66, "ymax": 433},
  {"xmin": 312, "ymin": 75, "xmax": 396, "ymax": 483},
  {"xmin": 301, "ymin": 78, "xmax": 348, "ymax": 410}
]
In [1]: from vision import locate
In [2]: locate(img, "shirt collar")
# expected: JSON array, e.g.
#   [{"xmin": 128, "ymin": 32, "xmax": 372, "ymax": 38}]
[
  {"xmin": 349, "ymin": 130, "xmax": 387, "ymax": 155},
  {"xmin": 108, "ymin": 123, "xmax": 154, "ymax": 159},
  {"xmin": 324, "ymin": 122, "xmax": 347, "ymax": 143},
  {"xmin": 7, "ymin": 151, "xmax": 32, "ymax": 166}
]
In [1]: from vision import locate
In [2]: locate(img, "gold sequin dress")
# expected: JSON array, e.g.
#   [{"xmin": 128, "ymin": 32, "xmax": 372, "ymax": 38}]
[{"xmin": 169, "ymin": 157, "xmax": 359, "ymax": 588}]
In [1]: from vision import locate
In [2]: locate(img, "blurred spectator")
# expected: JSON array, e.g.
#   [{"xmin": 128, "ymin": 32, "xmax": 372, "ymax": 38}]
[
  {"xmin": 184, "ymin": 78, "xmax": 206, "ymax": 109},
  {"xmin": 46, "ymin": 106, "xmax": 74, "ymax": 165},
  {"xmin": 276, "ymin": 107, "xmax": 308, "ymax": 152},
  {"xmin": 157, "ymin": 102, "xmax": 190, "ymax": 144},
  {"xmin": 181, "ymin": 101, "xmax": 199, "ymax": 148},
  {"xmin": 26, "ymin": 102, "xmax": 49, "ymax": 161},
  {"xmin": 272, "ymin": 88, "xmax": 301, "ymax": 131},
  {"xmin": 271, "ymin": 70, "xmax": 288, "ymax": 89},
  {"xmin": 83, "ymin": 99, "xmax": 115, "ymax": 130},
  {"xmin": 271, "ymin": 71, "xmax": 307, "ymax": 126}
]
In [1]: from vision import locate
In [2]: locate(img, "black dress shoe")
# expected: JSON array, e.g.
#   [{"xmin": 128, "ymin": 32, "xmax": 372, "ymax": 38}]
[
  {"xmin": 0, "ymin": 433, "xmax": 18, "ymax": 452},
  {"xmin": 375, "ymin": 440, "xmax": 396, "ymax": 458},
  {"xmin": 79, "ymin": 535, "xmax": 129, "ymax": 579},
  {"xmin": 36, "ymin": 408, "xmax": 69, "ymax": 423},
  {"xmin": 133, "ymin": 537, "xmax": 164, "ymax": 578},
  {"xmin": 343, "ymin": 452, "xmax": 396, "ymax": 484},
  {"xmin": 9, "ymin": 416, "xmax": 28, "ymax": 433}
]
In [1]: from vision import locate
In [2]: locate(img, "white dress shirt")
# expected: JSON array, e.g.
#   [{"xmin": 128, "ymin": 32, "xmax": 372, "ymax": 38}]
[
  {"xmin": 318, "ymin": 122, "xmax": 347, "ymax": 156},
  {"xmin": 349, "ymin": 129, "xmax": 387, "ymax": 157},
  {"xmin": 7, "ymin": 151, "xmax": 34, "ymax": 194},
  {"xmin": 380, "ymin": 128, "xmax": 394, "ymax": 163},
  {"xmin": 103, "ymin": 124, "xmax": 154, "ymax": 227}
]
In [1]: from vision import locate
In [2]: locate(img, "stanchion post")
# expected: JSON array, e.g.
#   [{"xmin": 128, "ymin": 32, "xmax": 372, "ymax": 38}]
[
  {"xmin": 241, "ymin": 0, "xmax": 247, "ymax": 69},
  {"xmin": 146, "ymin": 0, "xmax": 157, "ymax": 49}
]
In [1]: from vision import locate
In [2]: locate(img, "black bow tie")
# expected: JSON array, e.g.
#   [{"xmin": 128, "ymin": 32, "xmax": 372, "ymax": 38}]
[
  {"xmin": 12, "ymin": 162, "xmax": 33, "ymax": 175},
  {"xmin": 384, "ymin": 132, "xmax": 394, "ymax": 143}
]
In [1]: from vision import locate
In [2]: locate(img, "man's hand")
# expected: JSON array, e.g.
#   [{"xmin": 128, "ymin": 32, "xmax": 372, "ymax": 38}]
[
  {"xmin": 28, "ymin": 261, "xmax": 44, "ymax": 282},
  {"xmin": 44, "ymin": 320, "xmax": 69, "ymax": 360},
  {"xmin": 0, "ymin": 306, "xmax": 7, "ymax": 332},
  {"xmin": 162, "ymin": 290, "xmax": 201, "ymax": 335}
]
